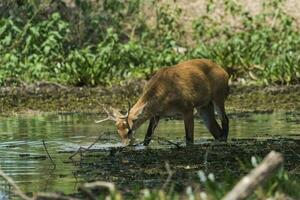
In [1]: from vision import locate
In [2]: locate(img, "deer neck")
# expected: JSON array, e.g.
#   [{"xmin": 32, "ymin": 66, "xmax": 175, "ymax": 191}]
[{"xmin": 128, "ymin": 96, "xmax": 158, "ymax": 131}]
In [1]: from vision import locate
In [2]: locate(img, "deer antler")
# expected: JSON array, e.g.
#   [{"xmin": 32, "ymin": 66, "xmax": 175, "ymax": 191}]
[
  {"xmin": 95, "ymin": 107, "xmax": 117, "ymax": 123},
  {"xmin": 95, "ymin": 103, "xmax": 133, "ymax": 124},
  {"xmin": 95, "ymin": 117, "xmax": 113, "ymax": 123}
]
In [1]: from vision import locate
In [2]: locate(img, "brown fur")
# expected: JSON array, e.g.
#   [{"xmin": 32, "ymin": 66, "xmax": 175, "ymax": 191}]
[{"xmin": 112, "ymin": 59, "xmax": 229, "ymax": 145}]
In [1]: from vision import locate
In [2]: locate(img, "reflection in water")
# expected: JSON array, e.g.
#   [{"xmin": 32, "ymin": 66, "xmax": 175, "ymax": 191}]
[{"xmin": 0, "ymin": 112, "xmax": 299, "ymax": 197}]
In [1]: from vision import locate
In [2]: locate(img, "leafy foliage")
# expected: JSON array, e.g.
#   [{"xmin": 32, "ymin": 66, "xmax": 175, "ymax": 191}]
[
  {"xmin": 0, "ymin": 0, "xmax": 299, "ymax": 85},
  {"xmin": 192, "ymin": 0, "xmax": 300, "ymax": 84}
]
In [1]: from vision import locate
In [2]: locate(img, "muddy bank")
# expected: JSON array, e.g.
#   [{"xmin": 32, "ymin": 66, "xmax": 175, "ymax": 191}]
[
  {"xmin": 66, "ymin": 138, "xmax": 300, "ymax": 196},
  {"xmin": 1, "ymin": 81, "xmax": 300, "ymax": 115}
]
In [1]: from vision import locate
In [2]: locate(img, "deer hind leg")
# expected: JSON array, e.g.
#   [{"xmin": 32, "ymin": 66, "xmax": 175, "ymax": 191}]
[
  {"xmin": 143, "ymin": 116, "xmax": 160, "ymax": 146},
  {"xmin": 183, "ymin": 109, "xmax": 194, "ymax": 145},
  {"xmin": 213, "ymin": 98, "xmax": 229, "ymax": 141},
  {"xmin": 197, "ymin": 102, "xmax": 223, "ymax": 140}
]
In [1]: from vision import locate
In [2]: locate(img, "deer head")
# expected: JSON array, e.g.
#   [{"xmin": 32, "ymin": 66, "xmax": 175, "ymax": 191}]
[{"xmin": 96, "ymin": 107, "xmax": 134, "ymax": 145}]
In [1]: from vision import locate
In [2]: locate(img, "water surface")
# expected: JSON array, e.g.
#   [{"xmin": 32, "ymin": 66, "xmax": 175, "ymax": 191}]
[{"xmin": 0, "ymin": 112, "xmax": 299, "ymax": 198}]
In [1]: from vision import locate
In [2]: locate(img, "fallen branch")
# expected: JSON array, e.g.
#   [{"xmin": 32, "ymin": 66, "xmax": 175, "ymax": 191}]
[
  {"xmin": 162, "ymin": 161, "xmax": 174, "ymax": 190},
  {"xmin": 82, "ymin": 181, "xmax": 115, "ymax": 193},
  {"xmin": 78, "ymin": 181, "xmax": 116, "ymax": 200},
  {"xmin": 42, "ymin": 140, "xmax": 56, "ymax": 169},
  {"xmin": 0, "ymin": 168, "xmax": 32, "ymax": 200},
  {"xmin": 204, "ymin": 142, "xmax": 215, "ymax": 173},
  {"xmin": 108, "ymin": 141, "xmax": 144, "ymax": 156},
  {"xmin": 33, "ymin": 192, "xmax": 79, "ymax": 200},
  {"xmin": 0, "ymin": 167, "xmax": 115, "ymax": 200},
  {"xmin": 69, "ymin": 135, "xmax": 103, "ymax": 160},
  {"xmin": 155, "ymin": 136, "xmax": 182, "ymax": 149},
  {"xmin": 69, "ymin": 146, "xmax": 86, "ymax": 160},
  {"xmin": 222, "ymin": 151, "xmax": 284, "ymax": 200},
  {"xmin": 78, "ymin": 186, "xmax": 97, "ymax": 200}
]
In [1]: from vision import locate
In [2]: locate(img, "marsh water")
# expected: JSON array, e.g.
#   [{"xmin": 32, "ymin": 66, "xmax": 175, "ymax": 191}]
[{"xmin": 0, "ymin": 112, "xmax": 299, "ymax": 198}]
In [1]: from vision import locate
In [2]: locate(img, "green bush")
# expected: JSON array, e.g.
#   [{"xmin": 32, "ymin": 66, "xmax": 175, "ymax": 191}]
[
  {"xmin": 192, "ymin": 0, "xmax": 300, "ymax": 84},
  {"xmin": 0, "ymin": 12, "xmax": 70, "ymax": 83},
  {"xmin": 0, "ymin": 0, "xmax": 299, "ymax": 86}
]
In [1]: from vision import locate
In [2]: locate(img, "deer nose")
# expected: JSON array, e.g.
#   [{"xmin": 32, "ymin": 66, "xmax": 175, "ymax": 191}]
[{"xmin": 122, "ymin": 138, "xmax": 130, "ymax": 146}]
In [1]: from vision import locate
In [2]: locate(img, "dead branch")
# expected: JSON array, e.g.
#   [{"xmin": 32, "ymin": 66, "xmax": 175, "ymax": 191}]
[
  {"xmin": 35, "ymin": 81, "xmax": 68, "ymax": 90},
  {"xmin": 33, "ymin": 192, "xmax": 79, "ymax": 200},
  {"xmin": 109, "ymin": 141, "xmax": 144, "ymax": 156},
  {"xmin": 42, "ymin": 140, "xmax": 56, "ymax": 169},
  {"xmin": 78, "ymin": 186, "xmax": 97, "ymax": 200},
  {"xmin": 78, "ymin": 181, "xmax": 116, "ymax": 200},
  {"xmin": 0, "ymin": 167, "xmax": 81, "ymax": 200},
  {"xmin": 155, "ymin": 136, "xmax": 182, "ymax": 149},
  {"xmin": 69, "ymin": 135, "xmax": 103, "ymax": 160},
  {"xmin": 69, "ymin": 146, "xmax": 86, "ymax": 160},
  {"xmin": 222, "ymin": 151, "xmax": 284, "ymax": 200},
  {"xmin": 204, "ymin": 142, "xmax": 214, "ymax": 172},
  {"xmin": 82, "ymin": 181, "xmax": 115, "ymax": 193},
  {"xmin": 0, "ymin": 167, "xmax": 116, "ymax": 200},
  {"xmin": 0, "ymin": 168, "xmax": 32, "ymax": 200},
  {"xmin": 162, "ymin": 161, "xmax": 174, "ymax": 190}
]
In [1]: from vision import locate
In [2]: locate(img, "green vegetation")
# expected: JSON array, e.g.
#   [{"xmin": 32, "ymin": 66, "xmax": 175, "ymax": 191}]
[
  {"xmin": 96, "ymin": 165, "xmax": 300, "ymax": 200},
  {"xmin": 0, "ymin": 0, "xmax": 300, "ymax": 86},
  {"xmin": 152, "ymin": 170, "xmax": 298, "ymax": 200}
]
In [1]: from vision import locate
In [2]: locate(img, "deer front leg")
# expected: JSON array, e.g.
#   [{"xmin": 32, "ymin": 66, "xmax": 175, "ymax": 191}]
[
  {"xmin": 143, "ymin": 116, "xmax": 160, "ymax": 146},
  {"xmin": 183, "ymin": 109, "xmax": 194, "ymax": 145}
]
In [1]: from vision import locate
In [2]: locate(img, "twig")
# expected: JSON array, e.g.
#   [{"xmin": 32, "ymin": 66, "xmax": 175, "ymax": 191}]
[
  {"xmin": 42, "ymin": 140, "xmax": 56, "ymax": 170},
  {"xmin": 162, "ymin": 161, "xmax": 174, "ymax": 190},
  {"xmin": 222, "ymin": 151, "xmax": 284, "ymax": 200},
  {"xmin": 0, "ymin": 167, "xmax": 85, "ymax": 200},
  {"xmin": 35, "ymin": 81, "xmax": 68, "ymax": 90},
  {"xmin": 69, "ymin": 147, "xmax": 87, "ymax": 160},
  {"xmin": 109, "ymin": 141, "xmax": 144, "ymax": 156},
  {"xmin": 69, "ymin": 135, "xmax": 103, "ymax": 160},
  {"xmin": 33, "ymin": 192, "xmax": 80, "ymax": 200},
  {"xmin": 69, "ymin": 133, "xmax": 143, "ymax": 159},
  {"xmin": 289, "ymin": 165, "xmax": 300, "ymax": 173},
  {"xmin": 82, "ymin": 181, "xmax": 115, "ymax": 193},
  {"xmin": 72, "ymin": 172, "xmax": 79, "ymax": 191},
  {"xmin": 78, "ymin": 181, "xmax": 116, "ymax": 200},
  {"xmin": 204, "ymin": 142, "xmax": 214, "ymax": 172},
  {"xmin": 78, "ymin": 186, "xmax": 97, "ymax": 200},
  {"xmin": 288, "ymin": 147, "xmax": 300, "ymax": 159},
  {"xmin": 155, "ymin": 136, "xmax": 182, "ymax": 149},
  {"xmin": 0, "ymin": 168, "xmax": 32, "ymax": 200}
]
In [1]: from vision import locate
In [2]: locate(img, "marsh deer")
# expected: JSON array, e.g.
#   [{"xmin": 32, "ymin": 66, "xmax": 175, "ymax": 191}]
[{"xmin": 99, "ymin": 59, "xmax": 229, "ymax": 145}]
